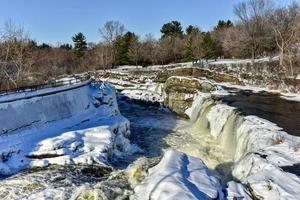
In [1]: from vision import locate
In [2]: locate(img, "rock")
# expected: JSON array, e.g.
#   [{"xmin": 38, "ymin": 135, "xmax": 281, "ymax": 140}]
[
  {"xmin": 155, "ymin": 67, "xmax": 242, "ymax": 85},
  {"xmin": 163, "ymin": 76, "xmax": 216, "ymax": 118}
]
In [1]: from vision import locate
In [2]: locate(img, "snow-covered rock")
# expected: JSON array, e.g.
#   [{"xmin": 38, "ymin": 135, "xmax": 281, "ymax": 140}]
[{"xmin": 132, "ymin": 150, "xmax": 224, "ymax": 200}]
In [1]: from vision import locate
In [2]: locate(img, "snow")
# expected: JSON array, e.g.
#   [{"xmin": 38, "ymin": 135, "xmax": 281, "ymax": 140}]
[
  {"xmin": 207, "ymin": 56, "xmax": 279, "ymax": 65},
  {"xmin": 132, "ymin": 150, "xmax": 224, "ymax": 200},
  {"xmin": 0, "ymin": 80, "xmax": 90, "ymax": 103},
  {"xmin": 0, "ymin": 81, "xmax": 135, "ymax": 175},
  {"xmin": 217, "ymin": 81, "xmax": 300, "ymax": 103},
  {"xmin": 226, "ymin": 181, "xmax": 252, "ymax": 200},
  {"xmin": 281, "ymin": 93, "xmax": 300, "ymax": 102},
  {"xmin": 111, "ymin": 65, "xmax": 143, "ymax": 71},
  {"xmin": 121, "ymin": 89, "xmax": 163, "ymax": 102},
  {"xmin": 146, "ymin": 62, "xmax": 193, "ymax": 70}
]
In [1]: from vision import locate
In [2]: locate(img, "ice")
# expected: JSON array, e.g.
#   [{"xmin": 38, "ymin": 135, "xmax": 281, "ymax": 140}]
[
  {"xmin": 206, "ymin": 104, "xmax": 236, "ymax": 139},
  {"xmin": 0, "ymin": 81, "xmax": 135, "ymax": 175}
]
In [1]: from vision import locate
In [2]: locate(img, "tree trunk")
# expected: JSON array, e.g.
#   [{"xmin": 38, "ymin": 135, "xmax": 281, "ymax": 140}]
[
  {"xmin": 289, "ymin": 56, "xmax": 294, "ymax": 77},
  {"xmin": 280, "ymin": 49, "xmax": 284, "ymax": 67},
  {"xmin": 251, "ymin": 47, "xmax": 255, "ymax": 64}
]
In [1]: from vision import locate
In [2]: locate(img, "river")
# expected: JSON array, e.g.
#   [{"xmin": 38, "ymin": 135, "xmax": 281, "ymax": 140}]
[{"xmin": 0, "ymin": 90, "xmax": 299, "ymax": 199}]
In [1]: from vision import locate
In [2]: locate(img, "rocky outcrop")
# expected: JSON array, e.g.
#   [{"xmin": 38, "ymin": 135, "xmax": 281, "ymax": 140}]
[
  {"xmin": 163, "ymin": 76, "xmax": 216, "ymax": 118},
  {"xmin": 206, "ymin": 60, "xmax": 300, "ymax": 93},
  {"xmin": 155, "ymin": 67, "xmax": 242, "ymax": 85}
]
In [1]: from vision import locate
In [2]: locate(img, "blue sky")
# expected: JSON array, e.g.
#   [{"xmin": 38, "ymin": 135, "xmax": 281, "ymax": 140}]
[{"xmin": 0, "ymin": 0, "xmax": 296, "ymax": 45}]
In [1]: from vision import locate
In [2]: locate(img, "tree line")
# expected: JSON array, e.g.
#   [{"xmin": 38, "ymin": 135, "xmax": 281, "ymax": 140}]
[{"xmin": 0, "ymin": 0, "xmax": 299, "ymax": 90}]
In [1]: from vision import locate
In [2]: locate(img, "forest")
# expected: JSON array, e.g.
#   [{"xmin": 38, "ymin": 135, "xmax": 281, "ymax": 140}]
[{"xmin": 0, "ymin": 0, "xmax": 299, "ymax": 90}]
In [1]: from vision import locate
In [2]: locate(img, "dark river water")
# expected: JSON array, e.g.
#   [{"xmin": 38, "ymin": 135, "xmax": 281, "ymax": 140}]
[{"xmin": 219, "ymin": 87, "xmax": 300, "ymax": 137}]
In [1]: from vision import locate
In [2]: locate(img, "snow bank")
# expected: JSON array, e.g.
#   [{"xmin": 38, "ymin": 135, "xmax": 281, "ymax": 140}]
[
  {"xmin": 0, "ymin": 82, "xmax": 135, "ymax": 175},
  {"xmin": 186, "ymin": 92, "xmax": 300, "ymax": 199},
  {"xmin": 132, "ymin": 150, "xmax": 224, "ymax": 200},
  {"xmin": 207, "ymin": 56, "xmax": 279, "ymax": 66},
  {"xmin": 281, "ymin": 93, "xmax": 300, "ymax": 102}
]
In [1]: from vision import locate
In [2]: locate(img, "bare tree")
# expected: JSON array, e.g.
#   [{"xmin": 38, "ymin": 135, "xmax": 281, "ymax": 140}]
[
  {"xmin": 99, "ymin": 21, "xmax": 125, "ymax": 67},
  {"xmin": 140, "ymin": 33, "xmax": 157, "ymax": 64},
  {"xmin": 269, "ymin": 2, "xmax": 300, "ymax": 74},
  {"xmin": 222, "ymin": 25, "xmax": 250, "ymax": 58},
  {"xmin": 0, "ymin": 19, "xmax": 31, "ymax": 89},
  {"xmin": 234, "ymin": 0, "xmax": 274, "ymax": 63}
]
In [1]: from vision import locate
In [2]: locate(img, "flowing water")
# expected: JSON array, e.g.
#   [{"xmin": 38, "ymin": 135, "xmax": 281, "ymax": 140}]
[
  {"xmin": 117, "ymin": 95, "xmax": 234, "ymax": 182},
  {"xmin": 219, "ymin": 86, "xmax": 300, "ymax": 136},
  {"xmin": 1, "ymin": 90, "xmax": 300, "ymax": 199}
]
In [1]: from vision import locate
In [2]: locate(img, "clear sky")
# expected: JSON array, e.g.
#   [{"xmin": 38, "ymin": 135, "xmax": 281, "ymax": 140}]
[{"xmin": 0, "ymin": 0, "xmax": 296, "ymax": 45}]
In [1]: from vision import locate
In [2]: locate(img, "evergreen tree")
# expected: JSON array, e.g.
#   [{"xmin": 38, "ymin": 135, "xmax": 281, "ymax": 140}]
[
  {"xmin": 115, "ymin": 32, "xmax": 138, "ymax": 65},
  {"xmin": 72, "ymin": 32, "xmax": 87, "ymax": 61},
  {"xmin": 183, "ymin": 26, "xmax": 202, "ymax": 62},
  {"xmin": 60, "ymin": 43, "xmax": 72, "ymax": 50},
  {"xmin": 202, "ymin": 32, "xmax": 217, "ymax": 60},
  {"xmin": 160, "ymin": 21, "xmax": 183, "ymax": 38},
  {"xmin": 38, "ymin": 43, "xmax": 51, "ymax": 49},
  {"xmin": 214, "ymin": 20, "xmax": 233, "ymax": 31}
]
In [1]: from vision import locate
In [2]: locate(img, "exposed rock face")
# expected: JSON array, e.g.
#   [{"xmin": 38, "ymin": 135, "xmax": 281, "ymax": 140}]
[
  {"xmin": 163, "ymin": 76, "xmax": 215, "ymax": 118},
  {"xmin": 155, "ymin": 67, "xmax": 242, "ymax": 85}
]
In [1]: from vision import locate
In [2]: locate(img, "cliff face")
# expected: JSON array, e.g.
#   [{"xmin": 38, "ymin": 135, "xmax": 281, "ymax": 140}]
[{"xmin": 163, "ymin": 76, "xmax": 215, "ymax": 118}]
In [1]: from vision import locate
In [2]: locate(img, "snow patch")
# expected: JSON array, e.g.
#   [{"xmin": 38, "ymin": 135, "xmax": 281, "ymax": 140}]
[{"xmin": 132, "ymin": 150, "xmax": 224, "ymax": 200}]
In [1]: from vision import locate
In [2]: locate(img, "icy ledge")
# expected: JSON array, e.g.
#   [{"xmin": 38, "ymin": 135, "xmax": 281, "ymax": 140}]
[
  {"xmin": 132, "ymin": 150, "xmax": 224, "ymax": 200},
  {"xmin": 0, "ymin": 81, "xmax": 138, "ymax": 175},
  {"xmin": 186, "ymin": 93, "xmax": 300, "ymax": 200}
]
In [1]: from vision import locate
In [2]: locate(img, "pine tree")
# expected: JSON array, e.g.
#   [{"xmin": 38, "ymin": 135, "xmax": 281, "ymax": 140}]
[
  {"xmin": 60, "ymin": 43, "xmax": 72, "ymax": 50},
  {"xmin": 72, "ymin": 32, "xmax": 87, "ymax": 62},
  {"xmin": 115, "ymin": 32, "xmax": 138, "ymax": 65},
  {"xmin": 160, "ymin": 21, "xmax": 183, "ymax": 38},
  {"xmin": 184, "ymin": 26, "xmax": 197, "ymax": 61},
  {"xmin": 183, "ymin": 26, "xmax": 202, "ymax": 62},
  {"xmin": 214, "ymin": 20, "xmax": 233, "ymax": 31},
  {"xmin": 202, "ymin": 32, "xmax": 217, "ymax": 60}
]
